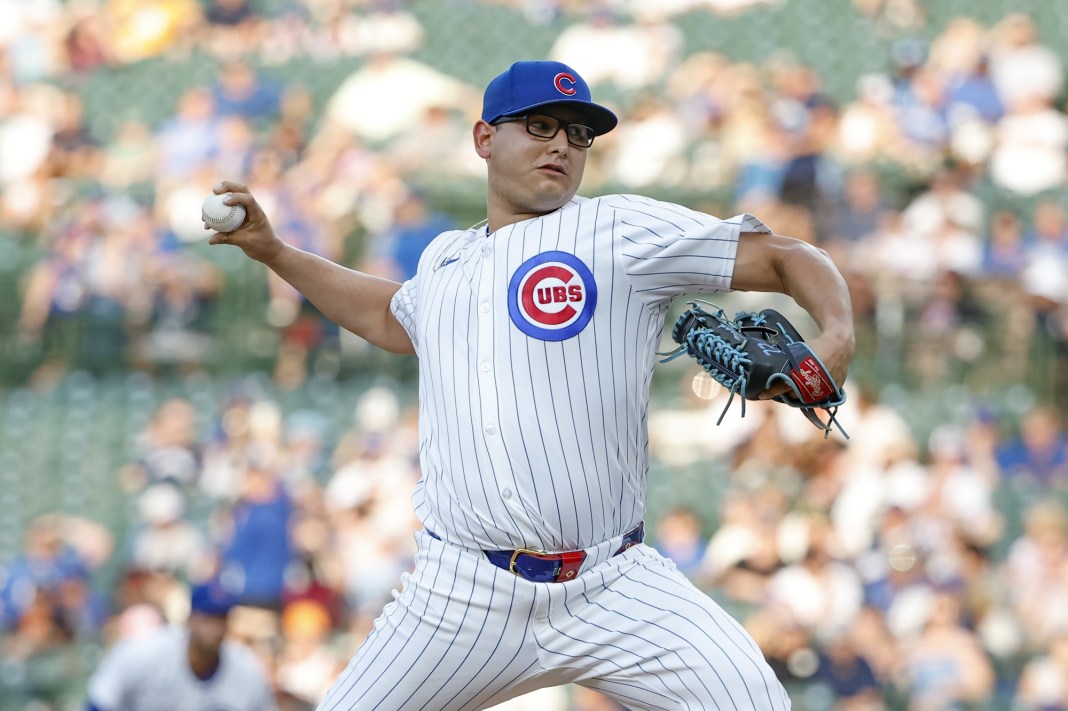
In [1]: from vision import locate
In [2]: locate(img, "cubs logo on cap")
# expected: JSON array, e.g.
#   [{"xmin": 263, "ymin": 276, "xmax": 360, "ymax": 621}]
[
  {"xmin": 482, "ymin": 61, "xmax": 618, "ymax": 135},
  {"xmin": 554, "ymin": 73, "xmax": 577, "ymax": 95},
  {"xmin": 508, "ymin": 251, "xmax": 597, "ymax": 341}
]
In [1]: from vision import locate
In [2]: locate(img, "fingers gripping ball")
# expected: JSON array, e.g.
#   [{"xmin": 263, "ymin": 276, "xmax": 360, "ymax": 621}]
[
  {"xmin": 661, "ymin": 302, "xmax": 848, "ymax": 438},
  {"xmin": 202, "ymin": 192, "xmax": 246, "ymax": 233}
]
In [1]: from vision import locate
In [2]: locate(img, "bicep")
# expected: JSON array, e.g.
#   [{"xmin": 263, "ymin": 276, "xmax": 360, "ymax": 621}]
[{"xmin": 730, "ymin": 231, "xmax": 817, "ymax": 293}]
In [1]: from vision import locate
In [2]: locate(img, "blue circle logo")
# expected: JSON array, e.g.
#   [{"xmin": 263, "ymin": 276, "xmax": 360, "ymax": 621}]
[{"xmin": 508, "ymin": 251, "xmax": 597, "ymax": 341}]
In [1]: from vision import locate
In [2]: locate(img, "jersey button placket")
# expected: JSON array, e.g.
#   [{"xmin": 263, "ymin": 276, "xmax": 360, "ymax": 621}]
[{"xmin": 476, "ymin": 239, "xmax": 501, "ymax": 457}]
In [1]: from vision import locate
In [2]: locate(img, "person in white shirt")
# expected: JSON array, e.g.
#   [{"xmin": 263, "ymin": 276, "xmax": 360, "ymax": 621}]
[
  {"xmin": 207, "ymin": 60, "xmax": 854, "ymax": 710},
  {"xmin": 86, "ymin": 580, "xmax": 275, "ymax": 711}
]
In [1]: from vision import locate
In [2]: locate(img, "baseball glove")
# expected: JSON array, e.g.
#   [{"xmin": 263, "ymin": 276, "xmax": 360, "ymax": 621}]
[{"xmin": 661, "ymin": 302, "xmax": 848, "ymax": 438}]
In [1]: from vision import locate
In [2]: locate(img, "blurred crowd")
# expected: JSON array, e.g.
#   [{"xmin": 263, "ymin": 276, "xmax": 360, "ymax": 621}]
[
  {"xmin": 2, "ymin": 0, "xmax": 1068, "ymax": 708},
  {"xmin": 1, "ymin": 0, "xmax": 1066, "ymax": 397}
]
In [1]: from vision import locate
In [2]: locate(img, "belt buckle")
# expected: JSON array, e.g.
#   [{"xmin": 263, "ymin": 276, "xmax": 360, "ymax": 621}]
[
  {"xmin": 508, "ymin": 547, "xmax": 548, "ymax": 576},
  {"xmin": 508, "ymin": 548, "xmax": 587, "ymax": 582}
]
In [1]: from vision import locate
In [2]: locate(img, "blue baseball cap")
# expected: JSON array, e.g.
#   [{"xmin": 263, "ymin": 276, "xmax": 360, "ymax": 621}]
[
  {"xmin": 190, "ymin": 580, "xmax": 238, "ymax": 617},
  {"xmin": 482, "ymin": 61, "xmax": 617, "ymax": 136}
]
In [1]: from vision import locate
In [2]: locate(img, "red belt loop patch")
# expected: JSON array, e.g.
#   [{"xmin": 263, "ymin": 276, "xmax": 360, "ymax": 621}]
[{"xmin": 554, "ymin": 551, "xmax": 587, "ymax": 582}]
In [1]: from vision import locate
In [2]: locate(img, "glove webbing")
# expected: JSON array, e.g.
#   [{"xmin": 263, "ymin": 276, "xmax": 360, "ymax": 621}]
[{"xmin": 661, "ymin": 327, "xmax": 751, "ymax": 425}]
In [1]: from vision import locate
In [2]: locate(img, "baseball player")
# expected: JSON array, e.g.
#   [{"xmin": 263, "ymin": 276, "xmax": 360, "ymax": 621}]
[
  {"xmin": 208, "ymin": 60, "xmax": 854, "ymax": 710},
  {"xmin": 86, "ymin": 581, "xmax": 275, "ymax": 711}
]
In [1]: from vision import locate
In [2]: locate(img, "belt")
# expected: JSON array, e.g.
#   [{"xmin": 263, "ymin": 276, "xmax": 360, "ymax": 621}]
[{"xmin": 428, "ymin": 522, "xmax": 644, "ymax": 584}]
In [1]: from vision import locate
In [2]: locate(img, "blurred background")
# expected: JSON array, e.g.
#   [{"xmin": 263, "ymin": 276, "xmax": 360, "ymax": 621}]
[{"xmin": 1, "ymin": 0, "xmax": 1067, "ymax": 708}]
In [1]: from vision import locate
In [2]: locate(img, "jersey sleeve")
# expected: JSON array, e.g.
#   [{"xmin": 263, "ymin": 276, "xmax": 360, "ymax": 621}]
[
  {"xmin": 387, "ymin": 228, "xmax": 468, "ymax": 353},
  {"xmin": 612, "ymin": 195, "xmax": 772, "ymax": 304},
  {"xmin": 390, "ymin": 275, "xmax": 420, "ymax": 351},
  {"xmin": 86, "ymin": 637, "xmax": 143, "ymax": 711},
  {"xmin": 227, "ymin": 643, "xmax": 278, "ymax": 711}
]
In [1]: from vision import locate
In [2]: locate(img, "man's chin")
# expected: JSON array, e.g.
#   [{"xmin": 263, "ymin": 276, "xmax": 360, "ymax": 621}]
[{"xmin": 531, "ymin": 187, "xmax": 578, "ymax": 213}]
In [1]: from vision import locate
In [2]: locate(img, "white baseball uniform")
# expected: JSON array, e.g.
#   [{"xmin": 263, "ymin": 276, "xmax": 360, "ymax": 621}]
[
  {"xmin": 318, "ymin": 194, "xmax": 789, "ymax": 710},
  {"xmin": 87, "ymin": 626, "xmax": 275, "ymax": 711}
]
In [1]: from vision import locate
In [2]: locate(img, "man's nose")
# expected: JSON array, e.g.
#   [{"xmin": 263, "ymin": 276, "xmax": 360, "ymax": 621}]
[{"xmin": 547, "ymin": 129, "xmax": 570, "ymax": 154}]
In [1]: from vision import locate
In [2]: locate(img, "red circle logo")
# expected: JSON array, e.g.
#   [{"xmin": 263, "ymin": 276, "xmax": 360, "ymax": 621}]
[
  {"xmin": 519, "ymin": 264, "xmax": 585, "ymax": 326},
  {"xmin": 554, "ymin": 72, "xmax": 577, "ymax": 96},
  {"xmin": 509, "ymin": 251, "xmax": 597, "ymax": 341}
]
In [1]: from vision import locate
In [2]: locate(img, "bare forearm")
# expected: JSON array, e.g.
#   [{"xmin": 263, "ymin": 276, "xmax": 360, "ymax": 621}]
[
  {"xmin": 204, "ymin": 181, "xmax": 414, "ymax": 354},
  {"xmin": 265, "ymin": 244, "xmax": 414, "ymax": 354},
  {"xmin": 732, "ymin": 232, "xmax": 855, "ymax": 386},
  {"xmin": 778, "ymin": 243, "xmax": 854, "ymax": 343}
]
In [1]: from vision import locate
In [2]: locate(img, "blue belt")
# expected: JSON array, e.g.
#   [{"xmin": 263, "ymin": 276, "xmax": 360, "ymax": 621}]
[{"xmin": 428, "ymin": 522, "xmax": 644, "ymax": 583}]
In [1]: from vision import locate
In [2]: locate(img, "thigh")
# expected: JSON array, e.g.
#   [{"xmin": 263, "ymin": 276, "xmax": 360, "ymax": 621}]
[
  {"xmin": 317, "ymin": 532, "xmax": 549, "ymax": 711},
  {"xmin": 537, "ymin": 545, "xmax": 791, "ymax": 711}
]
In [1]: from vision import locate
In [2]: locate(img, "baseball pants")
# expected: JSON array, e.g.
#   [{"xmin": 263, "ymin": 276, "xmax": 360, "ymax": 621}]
[{"xmin": 317, "ymin": 529, "xmax": 790, "ymax": 710}]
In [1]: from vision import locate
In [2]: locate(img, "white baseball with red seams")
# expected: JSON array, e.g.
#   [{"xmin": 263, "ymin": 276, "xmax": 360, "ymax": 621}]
[{"xmin": 201, "ymin": 192, "xmax": 246, "ymax": 233}]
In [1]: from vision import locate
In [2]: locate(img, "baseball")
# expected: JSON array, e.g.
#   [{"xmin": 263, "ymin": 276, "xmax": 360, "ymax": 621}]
[{"xmin": 201, "ymin": 192, "xmax": 246, "ymax": 233}]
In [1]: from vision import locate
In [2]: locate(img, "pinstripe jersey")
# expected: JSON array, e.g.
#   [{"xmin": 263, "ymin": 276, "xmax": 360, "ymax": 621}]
[
  {"xmin": 87, "ymin": 627, "xmax": 275, "ymax": 711},
  {"xmin": 391, "ymin": 194, "xmax": 770, "ymax": 553}
]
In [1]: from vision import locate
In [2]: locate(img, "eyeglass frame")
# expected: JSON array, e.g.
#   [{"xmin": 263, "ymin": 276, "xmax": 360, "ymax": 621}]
[{"xmin": 491, "ymin": 113, "xmax": 598, "ymax": 148}]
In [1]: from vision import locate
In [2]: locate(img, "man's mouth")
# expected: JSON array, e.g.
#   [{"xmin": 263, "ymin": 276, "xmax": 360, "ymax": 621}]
[{"xmin": 537, "ymin": 163, "xmax": 566, "ymax": 176}]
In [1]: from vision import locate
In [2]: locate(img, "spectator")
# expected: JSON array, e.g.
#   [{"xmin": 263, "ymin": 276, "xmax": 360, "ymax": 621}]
[
  {"xmin": 324, "ymin": 53, "xmax": 478, "ymax": 144},
  {"xmin": 204, "ymin": 0, "xmax": 254, "ymax": 27},
  {"xmin": 1, "ymin": 588, "xmax": 85, "ymax": 708},
  {"xmin": 898, "ymin": 591, "xmax": 995, "ymax": 708},
  {"xmin": 652, "ymin": 506, "xmax": 708, "ymax": 579},
  {"xmin": 64, "ymin": 14, "xmax": 113, "ymax": 73},
  {"xmin": 813, "ymin": 632, "xmax": 882, "ymax": 707},
  {"xmin": 126, "ymin": 398, "xmax": 203, "ymax": 490},
  {"xmin": 900, "ymin": 166, "xmax": 983, "ymax": 244},
  {"xmin": 988, "ymin": 13, "xmax": 1063, "ymax": 111},
  {"xmin": 986, "ymin": 16, "xmax": 1068, "ymax": 196},
  {"xmin": 828, "ymin": 169, "xmax": 888, "ymax": 244},
  {"xmin": 995, "ymin": 405, "xmax": 1068, "ymax": 487},
  {"xmin": 1018, "ymin": 632, "xmax": 1068, "ymax": 709},
  {"xmin": 156, "ymin": 87, "xmax": 221, "ymax": 182},
  {"xmin": 0, "ymin": 514, "xmax": 111, "ymax": 633},
  {"xmin": 981, "ymin": 209, "xmax": 1028, "ymax": 278},
  {"xmin": 1022, "ymin": 201, "xmax": 1068, "ymax": 297},
  {"xmin": 363, "ymin": 189, "xmax": 457, "ymax": 282},
  {"xmin": 989, "ymin": 94, "xmax": 1068, "ymax": 196},
  {"xmin": 1005, "ymin": 501, "xmax": 1068, "ymax": 649},
  {"xmin": 274, "ymin": 598, "xmax": 341, "ymax": 708},
  {"xmin": 835, "ymin": 73, "xmax": 903, "ymax": 166},
  {"xmin": 86, "ymin": 579, "xmax": 275, "ymax": 710},
  {"xmin": 105, "ymin": 0, "xmax": 203, "ymax": 64},
  {"xmin": 607, "ymin": 95, "xmax": 688, "ymax": 188},
  {"xmin": 332, "ymin": 1, "xmax": 426, "ymax": 57},
  {"xmin": 218, "ymin": 455, "xmax": 295, "ymax": 610},
  {"xmin": 922, "ymin": 425, "xmax": 1001, "ymax": 548},
  {"xmin": 549, "ymin": 9, "xmax": 682, "ymax": 92},
  {"xmin": 98, "ymin": 119, "xmax": 158, "ymax": 188},
  {"xmin": 765, "ymin": 515, "xmax": 863, "ymax": 638},
  {"xmin": 212, "ymin": 60, "xmax": 282, "ymax": 121},
  {"xmin": 131, "ymin": 255, "xmax": 221, "ymax": 372},
  {"xmin": 127, "ymin": 483, "xmax": 212, "ymax": 579}
]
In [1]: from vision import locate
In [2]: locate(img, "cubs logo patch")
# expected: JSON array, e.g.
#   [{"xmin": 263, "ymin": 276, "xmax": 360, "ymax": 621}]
[
  {"xmin": 508, "ymin": 251, "xmax": 597, "ymax": 341},
  {"xmin": 554, "ymin": 72, "xmax": 577, "ymax": 96}
]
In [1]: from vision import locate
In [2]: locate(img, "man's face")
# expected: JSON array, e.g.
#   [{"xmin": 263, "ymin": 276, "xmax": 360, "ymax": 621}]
[
  {"xmin": 187, "ymin": 612, "xmax": 228, "ymax": 653},
  {"xmin": 482, "ymin": 106, "xmax": 590, "ymax": 217}
]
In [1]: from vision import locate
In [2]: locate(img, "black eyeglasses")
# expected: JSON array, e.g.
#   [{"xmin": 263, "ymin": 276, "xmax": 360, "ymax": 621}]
[{"xmin": 492, "ymin": 114, "xmax": 597, "ymax": 148}]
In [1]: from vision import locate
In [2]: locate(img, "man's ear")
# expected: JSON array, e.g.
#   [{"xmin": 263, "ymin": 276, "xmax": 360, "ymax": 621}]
[{"xmin": 473, "ymin": 120, "xmax": 494, "ymax": 159}]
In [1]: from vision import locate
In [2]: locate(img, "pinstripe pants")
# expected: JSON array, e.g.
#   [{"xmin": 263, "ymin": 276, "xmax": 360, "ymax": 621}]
[{"xmin": 317, "ymin": 530, "xmax": 790, "ymax": 710}]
